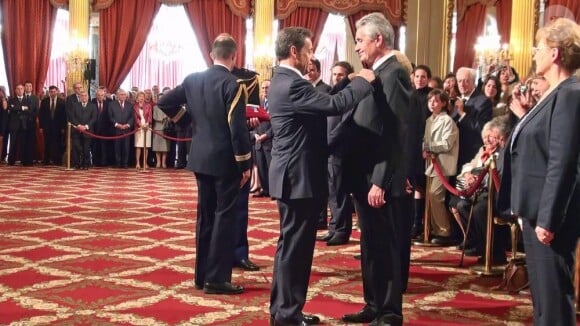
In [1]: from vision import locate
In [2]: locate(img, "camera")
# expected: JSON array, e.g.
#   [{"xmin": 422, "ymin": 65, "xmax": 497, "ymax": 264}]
[{"xmin": 519, "ymin": 85, "xmax": 528, "ymax": 94}]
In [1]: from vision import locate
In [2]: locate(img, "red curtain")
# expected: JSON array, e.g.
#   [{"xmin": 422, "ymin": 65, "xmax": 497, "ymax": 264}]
[
  {"xmin": 1, "ymin": 0, "xmax": 56, "ymax": 95},
  {"xmin": 545, "ymin": 0, "xmax": 580, "ymax": 23},
  {"xmin": 347, "ymin": 10, "xmax": 400, "ymax": 50},
  {"xmin": 183, "ymin": 0, "xmax": 246, "ymax": 68},
  {"xmin": 453, "ymin": 3, "xmax": 487, "ymax": 72},
  {"xmin": 99, "ymin": 0, "xmax": 161, "ymax": 92},
  {"xmin": 278, "ymin": 7, "xmax": 329, "ymax": 51},
  {"xmin": 496, "ymin": 0, "xmax": 512, "ymax": 44}
]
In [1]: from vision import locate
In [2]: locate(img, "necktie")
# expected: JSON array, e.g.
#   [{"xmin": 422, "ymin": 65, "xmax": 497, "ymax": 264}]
[
  {"xmin": 50, "ymin": 99, "xmax": 55, "ymax": 119},
  {"xmin": 120, "ymin": 101, "xmax": 124, "ymax": 110},
  {"xmin": 98, "ymin": 102, "xmax": 102, "ymax": 113},
  {"xmin": 264, "ymin": 98, "xmax": 268, "ymax": 111}
]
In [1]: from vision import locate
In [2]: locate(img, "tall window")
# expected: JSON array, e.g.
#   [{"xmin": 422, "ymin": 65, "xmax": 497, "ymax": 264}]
[
  {"xmin": 45, "ymin": 9, "xmax": 69, "ymax": 91},
  {"xmin": 121, "ymin": 5, "xmax": 206, "ymax": 91},
  {"xmin": 315, "ymin": 14, "xmax": 346, "ymax": 84},
  {"xmin": 0, "ymin": 6, "xmax": 9, "ymax": 94}
]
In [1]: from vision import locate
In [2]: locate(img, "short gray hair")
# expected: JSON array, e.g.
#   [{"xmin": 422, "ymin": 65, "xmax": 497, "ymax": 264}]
[{"xmin": 355, "ymin": 12, "xmax": 395, "ymax": 49}]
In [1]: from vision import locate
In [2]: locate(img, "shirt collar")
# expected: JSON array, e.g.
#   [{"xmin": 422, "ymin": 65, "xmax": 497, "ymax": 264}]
[
  {"xmin": 372, "ymin": 52, "xmax": 395, "ymax": 71},
  {"xmin": 279, "ymin": 64, "xmax": 305, "ymax": 79}
]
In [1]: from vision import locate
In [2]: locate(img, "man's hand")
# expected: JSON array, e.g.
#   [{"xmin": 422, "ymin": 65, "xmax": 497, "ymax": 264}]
[
  {"xmin": 455, "ymin": 98, "xmax": 465, "ymax": 117},
  {"xmin": 357, "ymin": 69, "xmax": 376, "ymax": 83},
  {"xmin": 464, "ymin": 172, "xmax": 476, "ymax": 187},
  {"xmin": 247, "ymin": 117, "xmax": 260, "ymax": 129},
  {"xmin": 368, "ymin": 184, "xmax": 386, "ymax": 208},
  {"xmin": 535, "ymin": 226, "xmax": 554, "ymax": 245},
  {"xmin": 76, "ymin": 125, "xmax": 87, "ymax": 131},
  {"xmin": 240, "ymin": 169, "xmax": 251, "ymax": 188}
]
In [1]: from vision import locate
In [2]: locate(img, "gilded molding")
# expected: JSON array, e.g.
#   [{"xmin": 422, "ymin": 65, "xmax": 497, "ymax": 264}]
[
  {"xmin": 457, "ymin": 0, "xmax": 497, "ymax": 22},
  {"xmin": 50, "ymin": 0, "xmax": 250, "ymax": 16},
  {"xmin": 276, "ymin": 0, "xmax": 404, "ymax": 26}
]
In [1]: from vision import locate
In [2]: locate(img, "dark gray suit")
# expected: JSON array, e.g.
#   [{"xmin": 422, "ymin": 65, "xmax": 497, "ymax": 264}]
[
  {"xmin": 454, "ymin": 90, "xmax": 493, "ymax": 168},
  {"xmin": 342, "ymin": 55, "xmax": 412, "ymax": 322},
  {"xmin": 498, "ymin": 77, "xmax": 580, "ymax": 326},
  {"xmin": 69, "ymin": 102, "xmax": 97, "ymax": 168},
  {"xmin": 108, "ymin": 100, "xmax": 134, "ymax": 167},
  {"xmin": 268, "ymin": 65, "xmax": 373, "ymax": 324}
]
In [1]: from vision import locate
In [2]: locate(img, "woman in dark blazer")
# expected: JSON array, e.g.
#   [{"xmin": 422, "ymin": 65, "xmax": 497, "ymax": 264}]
[{"xmin": 498, "ymin": 18, "xmax": 580, "ymax": 326}]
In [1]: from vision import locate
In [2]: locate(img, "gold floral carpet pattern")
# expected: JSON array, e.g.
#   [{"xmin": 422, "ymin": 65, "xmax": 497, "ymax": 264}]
[{"xmin": 0, "ymin": 166, "xmax": 536, "ymax": 325}]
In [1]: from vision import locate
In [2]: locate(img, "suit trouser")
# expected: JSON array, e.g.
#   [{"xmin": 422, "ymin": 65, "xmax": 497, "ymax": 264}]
[
  {"xmin": 327, "ymin": 154, "xmax": 353, "ymax": 238},
  {"xmin": 194, "ymin": 172, "xmax": 240, "ymax": 287},
  {"xmin": 114, "ymin": 132, "xmax": 130, "ymax": 167},
  {"xmin": 352, "ymin": 192, "xmax": 403, "ymax": 319},
  {"xmin": 233, "ymin": 180, "xmax": 250, "ymax": 263},
  {"xmin": 427, "ymin": 176, "xmax": 451, "ymax": 237},
  {"xmin": 255, "ymin": 147, "xmax": 271, "ymax": 194},
  {"xmin": 391, "ymin": 195, "xmax": 413, "ymax": 293},
  {"xmin": 43, "ymin": 128, "xmax": 63, "ymax": 164},
  {"xmin": 8, "ymin": 129, "xmax": 34, "ymax": 165},
  {"xmin": 72, "ymin": 133, "xmax": 92, "ymax": 167},
  {"xmin": 270, "ymin": 198, "xmax": 320, "ymax": 324},
  {"xmin": 521, "ymin": 217, "xmax": 577, "ymax": 326}
]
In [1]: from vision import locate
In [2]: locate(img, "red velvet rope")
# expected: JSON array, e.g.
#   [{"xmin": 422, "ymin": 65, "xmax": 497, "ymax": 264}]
[
  {"xmin": 430, "ymin": 156, "xmax": 489, "ymax": 197},
  {"xmin": 490, "ymin": 167, "xmax": 501, "ymax": 192},
  {"xmin": 150, "ymin": 128, "xmax": 192, "ymax": 142},
  {"xmin": 76, "ymin": 126, "xmax": 139, "ymax": 140}
]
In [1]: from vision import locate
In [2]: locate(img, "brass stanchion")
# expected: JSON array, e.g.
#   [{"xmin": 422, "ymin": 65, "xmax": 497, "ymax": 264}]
[
  {"xmin": 414, "ymin": 177, "xmax": 440, "ymax": 247},
  {"xmin": 471, "ymin": 157, "xmax": 503, "ymax": 276},
  {"xmin": 65, "ymin": 123, "xmax": 74, "ymax": 170}
]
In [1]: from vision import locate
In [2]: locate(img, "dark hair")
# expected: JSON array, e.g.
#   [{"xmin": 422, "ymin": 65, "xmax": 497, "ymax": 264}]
[
  {"xmin": 414, "ymin": 64, "xmax": 432, "ymax": 79},
  {"xmin": 427, "ymin": 88, "xmax": 450, "ymax": 112},
  {"xmin": 48, "ymin": 85, "xmax": 58, "ymax": 91},
  {"xmin": 275, "ymin": 27, "xmax": 312, "ymax": 61},
  {"xmin": 310, "ymin": 58, "xmax": 321, "ymax": 72},
  {"xmin": 429, "ymin": 76, "xmax": 444, "ymax": 89},
  {"xmin": 211, "ymin": 33, "xmax": 237, "ymax": 60},
  {"xmin": 332, "ymin": 61, "xmax": 354, "ymax": 74},
  {"xmin": 481, "ymin": 75, "xmax": 501, "ymax": 105}
]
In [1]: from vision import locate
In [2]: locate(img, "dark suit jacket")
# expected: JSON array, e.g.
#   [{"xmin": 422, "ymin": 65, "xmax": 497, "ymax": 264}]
[
  {"xmin": 314, "ymin": 80, "xmax": 332, "ymax": 94},
  {"xmin": 455, "ymin": 89, "xmax": 493, "ymax": 167},
  {"xmin": 91, "ymin": 98, "xmax": 113, "ymax": 136},
  {"xmin": 343, "ymin": 56, "xmax": 413, "ymax": 197},
  {"xmin": 7, "ymin": 96, "xmax": 37, "ymax": 132},
  {"xmin": 157, "ymin": 65, "xmax": 252, "ymax": 176},
  {"xmin": 69, "ymin": 102, "xmax": 97, "ymax": 135},
  {"xmin": 108, "ymin": 100, "xmax": 135, "ymax": 133},
  {"xmin": 268, "ymin": 66, "xmax": 373, "ymax": 200},
  {"xmin": 65, "ymin": 93, "xmax": 80, "ymax": 123},
  {"xmin": 39, "ymin": 97, "xmax": 66, "ymax": 132},
  {"xmin": 498, "ymin": 77, "xmax": 580, "ymax": 233}
]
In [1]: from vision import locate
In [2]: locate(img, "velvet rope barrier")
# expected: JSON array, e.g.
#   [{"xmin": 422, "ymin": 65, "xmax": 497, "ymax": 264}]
[
  {"xmin": 430, "ymin": 155, "xmax": 489, "ymax": 198},
  {"xmin": 72, "ymin": 124, "xmax": 140, "ymax": 140},
  {"xmin": 150, "ymin": 128, "xmax": 192, "ymax": 142},
  {"xmin": 490, "ymin": 167, "xmax": 501, "ymax": 192}
]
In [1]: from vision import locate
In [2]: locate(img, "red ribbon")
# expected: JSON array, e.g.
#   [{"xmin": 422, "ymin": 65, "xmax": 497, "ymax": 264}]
[{"xmin": 430, "ymin": 156, "xmax": 489, "ymax": 197}]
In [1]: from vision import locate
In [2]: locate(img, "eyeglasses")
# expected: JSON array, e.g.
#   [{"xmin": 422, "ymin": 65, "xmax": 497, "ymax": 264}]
[{"xmin": 531, "ymin": 46, "xmax": 551, "ymax": 55}]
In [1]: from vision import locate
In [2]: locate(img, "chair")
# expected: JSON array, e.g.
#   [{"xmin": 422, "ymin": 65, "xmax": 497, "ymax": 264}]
[{"xmin": 493, "ymin": 216, "xmax": 521, "ymax": 261}]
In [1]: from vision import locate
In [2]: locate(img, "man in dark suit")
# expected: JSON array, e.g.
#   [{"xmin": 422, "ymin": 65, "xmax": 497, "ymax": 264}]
[
  {"xmin": 340, "ymin": 13, "xmax": 413, "ymax": 326},
  {"xmin": 108, "ymin": 89, "xmax": 134, "ymax": 168},
  {"xmin": 7, "ymin": 84, "xmax": 37, "ymax": 166},
  {"xmin": 91, "ymin": 88, "xmax": 113, "ymax": 167},
  {"xmin": 65, "ymin": 82, "xmax": 83, "ymax": 120},
  {"xmin": 454, "ymin": 67, "xmax": 493, "ymax": 168},
  {"xmin": 253, "ymin": 79, "xmax": 272, "ymax": 198},
  {"xmin": 317, "ymin": 61, "xmax": 356, "ymax": 246},
  {"xmin": 268, "ymin": 27, "xmax": 375, "ymax": 326},
  {"xmin": 69, "ymin": 90, "xmax": 97, "ymax": 169},
  {"xmin": 38, "ymin": 85, "xmax": 66, "ymax": 165},
  {"xmin": 158, "ymin": 34, "xmax": 251, "ymax": 295},
  {"xmin": 305, "ymin": 58, "xmax": 332, "ymax": 229}
]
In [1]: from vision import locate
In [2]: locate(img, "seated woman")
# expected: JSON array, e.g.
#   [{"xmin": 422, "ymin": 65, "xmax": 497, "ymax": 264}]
[
  {"xmin": 423, "ymin": 89, "xmax": 459, "ymax": 245},
  {"xmin": 450, "ymin": 117, "xmax": 511, "ymax": 263}
]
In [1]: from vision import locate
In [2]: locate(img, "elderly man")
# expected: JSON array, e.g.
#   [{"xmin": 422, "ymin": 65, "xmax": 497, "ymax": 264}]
[{"xmin": 454, "ymin": 67, "xmax": 493, "ymax": 168}]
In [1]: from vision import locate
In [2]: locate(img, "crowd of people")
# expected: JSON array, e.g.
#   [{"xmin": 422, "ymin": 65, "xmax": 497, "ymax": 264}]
[
  {"xmin": 0, "ymin": 11, "xmax": 578, "ymax": 326},
  {"xmin": 0, "ymin": 82, "xmax": 194, "ymax": 170}
]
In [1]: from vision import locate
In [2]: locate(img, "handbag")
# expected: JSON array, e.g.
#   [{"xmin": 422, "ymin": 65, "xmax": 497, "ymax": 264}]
[{"xmin": 493, "ymin": 257, "xmax": 529, "ymax": 294}]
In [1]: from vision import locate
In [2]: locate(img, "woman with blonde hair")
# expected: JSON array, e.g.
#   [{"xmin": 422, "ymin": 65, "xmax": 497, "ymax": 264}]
[
  {"xmin": 133, "ymin": 91, "xmax": 153, "ymax": 169},
  {"xmin": 498, "ymin": 17, "xmax": 580, "ymax": 325}
]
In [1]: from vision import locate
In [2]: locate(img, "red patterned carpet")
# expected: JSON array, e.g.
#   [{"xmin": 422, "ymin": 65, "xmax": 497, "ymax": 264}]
[{"xmin": 0, "ymin": 166, "xmax": 537, "ymax": 325}]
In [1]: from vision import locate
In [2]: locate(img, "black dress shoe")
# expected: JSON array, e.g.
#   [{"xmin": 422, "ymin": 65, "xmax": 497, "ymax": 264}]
[
  {"xmin": 316, "ymin": 232, "xmax": 333, "ymax": 241},
  {"xmin": 253, "ymin": 190, "xmax": 269, "ymax": 198},
  {"xmin": 430, "ymin": 236, "xmax": 459, "ymax": 246},
  {"xmin": 369, "ymin": 315, "xmax": 403, "ymax": 326},
  {"xmin": 194, "ymin": 283, "xmax": 203, "ymax": 290},
  {"xmin": 353, "ymin": 254, "xmax": 361, "ymax": 260},
  {"xmin": 326, "ymin": 235, "xmax": 348, "ymax": 246},
  {"xmin": 302, "ymin": 314, "xmax": 320, "ymax": 325},
  {"xmin": 342, "ymin": 306, "xmax": 377, "ymax": 323},
  {"xmin": 203, "ymin": 282, "xmax": 244, "ymax": 295},
  {"xmin": 235, "ymin": 258, "xmax": 260, "ymax": 271}
]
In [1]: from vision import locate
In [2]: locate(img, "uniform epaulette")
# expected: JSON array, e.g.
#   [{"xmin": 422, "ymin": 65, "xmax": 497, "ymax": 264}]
[
  {"xmin": 228, "ymin": 83, "xmax": 247, "ymax": 125},
  {"xmin": 237, "ymin": 75, "xmax": 258, "ymax": 98}
]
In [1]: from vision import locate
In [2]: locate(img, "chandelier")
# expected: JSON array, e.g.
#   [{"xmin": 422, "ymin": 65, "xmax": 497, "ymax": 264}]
[{"xmin": 474, "ymin": 34, "xmax": 511, "ymax": 78}]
